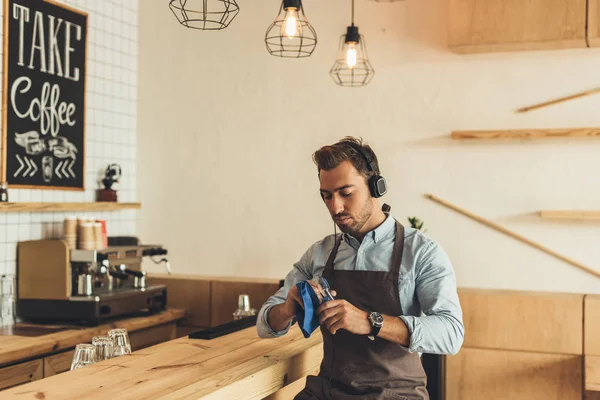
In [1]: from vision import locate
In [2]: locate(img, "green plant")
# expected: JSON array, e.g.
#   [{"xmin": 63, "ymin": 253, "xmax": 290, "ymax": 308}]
[{"xmin": 408, "ymin": 216, "xmax": 426, "ymax": 232}]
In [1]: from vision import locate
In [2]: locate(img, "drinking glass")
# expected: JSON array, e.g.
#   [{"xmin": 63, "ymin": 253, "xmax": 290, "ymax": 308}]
[
  {"xmin": 70, "ymin": 344, "xmax": 97, "ymax": 370},
  {"xmin": 0, "ymin": 295, "xmax": 15, "ymax": 326},
  {"xmin": 92, "ymin": 336, "xmax": 114, "ymax": 361},
  {"xmin": 108, "ymin": 328, "xmax": 131, "ymax": 356}
]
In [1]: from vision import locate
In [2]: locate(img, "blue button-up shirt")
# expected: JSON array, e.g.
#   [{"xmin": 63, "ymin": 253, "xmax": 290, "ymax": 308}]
[{"xmin": 257, "ymin": 214, "xmax": 464, "ymax": 355}]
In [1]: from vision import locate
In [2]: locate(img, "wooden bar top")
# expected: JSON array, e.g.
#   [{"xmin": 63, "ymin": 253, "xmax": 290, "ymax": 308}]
[
  {"xmin": 0, "ymin": 308, "xmax": 185, "ymax": 367},
  {"xmin": 2, "ymin": 326, "xmax": 324, "ymax": 399}
]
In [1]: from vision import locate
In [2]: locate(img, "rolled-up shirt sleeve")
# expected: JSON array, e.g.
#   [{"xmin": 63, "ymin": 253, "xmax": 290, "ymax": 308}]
[
  {"xmin": 257, "ymin": 247, "xmax": 314, "ymax": 338},
  {"xmin": 399, "ymin": 241, "xmax": 464, "ymax": 355}
]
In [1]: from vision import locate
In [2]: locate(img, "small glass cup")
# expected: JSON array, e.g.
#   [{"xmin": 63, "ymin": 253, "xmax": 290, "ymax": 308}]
[
  {"xmin": 1, "ymin": 295, "xmax": 16, "ymax": 326},
  {"xmin": 70, "ymin": 344, "xmax": 97, "ymax": 370},
  {"xmin": 1, "ymin": 275, "xmax": 15, "ymax": 296},
  {"xmin": 108, "ymin": 328, "xmax": 131, "ymax": 356},
  {"xmin": 92, "ymin": 336, "xmax": 114, "ymax": 361}
]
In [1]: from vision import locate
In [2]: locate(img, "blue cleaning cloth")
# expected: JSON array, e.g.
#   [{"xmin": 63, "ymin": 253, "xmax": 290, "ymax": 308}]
[{"xmin": 295, "ymin": 281, "xmax": 330, "ymax": 338}]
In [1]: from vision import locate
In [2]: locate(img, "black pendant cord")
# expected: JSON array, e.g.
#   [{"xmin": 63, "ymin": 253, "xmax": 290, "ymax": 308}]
[{"xmin": 351, "ymin": 0, "xmax": 355, "ymax": 25}]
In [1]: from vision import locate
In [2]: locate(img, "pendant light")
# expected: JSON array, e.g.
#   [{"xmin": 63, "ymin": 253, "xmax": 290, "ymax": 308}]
[
  {"xmin": 169, "ymin": 0, "xmax": 240, "ymax": 31},
  {"xmin": 330, "ymin": 0, "xmax": 375, "ymax": 87},
  {"xmin": 265, "ymin": 0, "xmax": 317, "ymax": 58}
]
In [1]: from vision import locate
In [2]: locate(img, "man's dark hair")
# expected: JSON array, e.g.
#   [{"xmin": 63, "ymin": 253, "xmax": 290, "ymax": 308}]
[{"xmin": 312, "ymin": 136, "xmax": 381, "ymax": 182}]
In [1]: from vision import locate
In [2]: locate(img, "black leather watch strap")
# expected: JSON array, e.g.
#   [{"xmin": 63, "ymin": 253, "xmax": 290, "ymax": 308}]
[{"xmin": 371, "ymin": 323, "xmax": 382, "ymax": 337}]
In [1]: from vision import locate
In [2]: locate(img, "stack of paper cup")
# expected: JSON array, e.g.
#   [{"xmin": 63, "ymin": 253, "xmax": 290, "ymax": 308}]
[
  {"xmin": 78, "ymin": 223, "xmax": 95, "ymax": 250},
  {"xmin": 93, "ymin": 223, "xmax": 104, "ymax": 250},
  {"xmin": 63, "ymin": 217, "xmax": 77, "ymax": 250}
]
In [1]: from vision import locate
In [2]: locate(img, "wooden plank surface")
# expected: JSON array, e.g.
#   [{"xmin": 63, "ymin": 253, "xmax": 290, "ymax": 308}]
[
  {"xmin": 0, "ymin": 308, "xmax": 184, "ymax": 367},
  {"xmin": 540, "ymin": 210, "xmax": 600, "ymax": 221},
  {"xmin": 447, "ymin": 0, "xmax": 587, "ymax": 53},
  {"xmin": 451, "ymin": 128, "xmax": 600, "ymax": 140},
  {"xmin": 446, "ymin": 348, "xmax": 582, "ymax": 400},
  {"xmin": 0, "ymin": 359, "xmax": 44, "ymax": 391},
  {"xmin": 587, "ymin": 356, "xmax": 600, "ymax": 392},
  {"xmin": 0, "ymin": 202, "xmax": 141, "ymax": 212},
  {"xmin": 459, "ymin": 288, "xmax": 584, "ymax": 354},
  {"xmin": 586, "ymin": 295, "xmax": 600, "ymax": 356},
  {"xmin": 0, "ymin": 326, "xmax": 323, "ymax": 400}
]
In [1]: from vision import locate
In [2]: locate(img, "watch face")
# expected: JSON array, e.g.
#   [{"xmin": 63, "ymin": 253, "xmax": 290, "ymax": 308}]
[{"xmin": 370, "ymin": 312, "xmax": 384, "ymax": 325}]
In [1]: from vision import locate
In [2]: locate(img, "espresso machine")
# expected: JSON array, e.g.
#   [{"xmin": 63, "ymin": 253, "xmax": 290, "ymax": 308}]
[{"xmin": 17, "ymin": 238, "xmax": 171, "ymax": 325}]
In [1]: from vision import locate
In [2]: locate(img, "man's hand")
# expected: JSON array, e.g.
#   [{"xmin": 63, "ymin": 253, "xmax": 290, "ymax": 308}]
[
  {"xmin": 317, "ymin": 299, "xmax": 371, "ymax": 335},
  {"xmin": 269, "ymin": 279, "xmax": 331, "ymax": 332}
]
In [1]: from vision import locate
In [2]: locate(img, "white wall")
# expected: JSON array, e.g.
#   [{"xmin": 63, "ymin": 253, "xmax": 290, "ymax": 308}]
[
  {"xmin": 138, "ymin": 0, "xmax": 600, "ymax": 294},
  {"xmin": 0, "ymin": 0, "xmax": 139, "ymax": 275}
]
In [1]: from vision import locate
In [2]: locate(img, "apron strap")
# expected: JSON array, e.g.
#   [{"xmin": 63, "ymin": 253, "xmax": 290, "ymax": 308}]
[
  {"xmin": 391, "ymin": 221, "xmax": 405, "ymax": 281},
  {"xmin": 324, "ymin": 234, "xmax": 343, "ymax": 275}
]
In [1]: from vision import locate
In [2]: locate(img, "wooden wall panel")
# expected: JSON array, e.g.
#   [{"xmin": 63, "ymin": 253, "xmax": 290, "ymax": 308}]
[
  {"xmin": 147, "ymin": 274, "xmax": 280, "ymax": 327},
  {"xmin": 129, "ymin": 323, "xmax": 177, "ymax": 352},
  {"xmin": 586, "ymin": 295, "xmax": 600, "ymax": 356},
  {"xmin": 459, "ymin": 288, "xmax": 583, "ymax": 354},
  {"xmin": 0, "ymin": 359, "xmax": 43, "ymax": 391},
  {"xmin": 147, "ymin": 274, "xmax": 211, "ymax": 327},
  {"xmin": 448, "ymin": 0, "xmax": 587, "ymax": 53},
  {"xmin": 446, "ymin": 348, "xmax": 582, "ymax": 400},
  {"xmin": 587, "ymin": 391, "xmax": 600, "ymax": 400},
  {"xmin": 211, "ymin": 279, "xmax": 280, "ymax": 327},
  {"xmin": 587, "ymin": 356, "xmax": 600, "ymax": 392},
  {"xmin": 589, "ymin": 0, "xmax": 600, "ymax": 47},
  {"xmin": 44, "ymin": 350, "xmax": 75, "ymax": 377}
]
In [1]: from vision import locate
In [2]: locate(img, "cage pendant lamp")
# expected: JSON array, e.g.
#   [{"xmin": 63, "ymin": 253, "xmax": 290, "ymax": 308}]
[
  {"xmin": 265, "ymin": 0, "xmax": 317, "ymax": 58},
  {"xmin": 169, "ymin": 0, "xmax": 240, "ymax": 31},
  {"xmin": 330, "ymin": 0, "xmax": 375, "ymax": 87}
]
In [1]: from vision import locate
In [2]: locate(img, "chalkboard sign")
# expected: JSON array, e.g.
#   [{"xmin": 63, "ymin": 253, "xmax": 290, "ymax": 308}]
[{"xmin": 2, "ymin": 0, "xmax": 87, "ymax": 190}]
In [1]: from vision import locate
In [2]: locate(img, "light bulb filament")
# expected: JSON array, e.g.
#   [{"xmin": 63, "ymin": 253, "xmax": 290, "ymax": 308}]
[
  {"xmin": 283, "ymin": 8, "xmax": 301, "ymax": 38},
  {"xmin": 346, "ymin": 42, "xmax": 357, "ymax": 68}
]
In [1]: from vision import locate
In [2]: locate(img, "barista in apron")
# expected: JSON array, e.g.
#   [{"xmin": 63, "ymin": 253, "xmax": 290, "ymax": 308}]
[
  {"xmin": 294, "ymin": 221, "xmax": 428, "ymax": 400},
  {"xmin": 256, "ymin": 137, "xmax": 463, "ymax": 400}
]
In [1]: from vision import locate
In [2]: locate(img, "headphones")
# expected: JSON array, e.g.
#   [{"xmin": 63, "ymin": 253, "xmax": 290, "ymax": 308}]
[{"xmin": 344, "ymin": 142, "xmax": 387, "ymax": 198}]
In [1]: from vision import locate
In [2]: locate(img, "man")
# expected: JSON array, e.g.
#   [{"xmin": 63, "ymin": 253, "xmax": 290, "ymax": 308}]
[{"xmin": 257, "ymin": 137, "xmax": 464, "ymax": 399}]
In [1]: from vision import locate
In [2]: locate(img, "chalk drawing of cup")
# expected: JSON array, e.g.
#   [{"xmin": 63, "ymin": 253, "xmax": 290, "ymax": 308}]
[{"xmin": 42, "ymin": 156, "xmax": 53, "ymax": 183}]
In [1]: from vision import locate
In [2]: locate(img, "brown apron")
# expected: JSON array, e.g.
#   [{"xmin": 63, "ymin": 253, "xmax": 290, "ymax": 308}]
[{"xmin": 295, "ymin": 221, "xmax": 429, "ymax": 400}]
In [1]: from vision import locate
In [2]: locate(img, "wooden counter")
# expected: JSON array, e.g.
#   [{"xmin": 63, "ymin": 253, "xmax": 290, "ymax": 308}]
[
  {"xmin": 1, "ymin": 326, "xmax": 324, "ymax": 399},
  {"xmin": 0, "ymin": 308, "xmax": 185, "ymax": 367}
]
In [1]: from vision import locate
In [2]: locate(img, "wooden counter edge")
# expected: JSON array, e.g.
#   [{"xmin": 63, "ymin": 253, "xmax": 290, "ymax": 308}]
[{"xmin": 0, "ymin": 308, "xmax": 185, "ymax": 367}]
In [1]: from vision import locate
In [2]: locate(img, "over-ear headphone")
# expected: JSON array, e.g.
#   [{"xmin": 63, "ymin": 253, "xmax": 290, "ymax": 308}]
[{"xmin": 344, "ymin": 142, "xmax": 387, "ymax": 198}]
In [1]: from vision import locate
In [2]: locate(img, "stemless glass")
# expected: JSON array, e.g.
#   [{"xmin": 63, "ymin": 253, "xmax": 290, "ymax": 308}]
[
  {"xmin": 0, "ymin": 295, "xmax": 16, "ymax": 326},
  {"xmin": 92, "ymin": 336, "xmax": 114, "ymax": 361},
  {"xmin": 70, "ymin": 344, "xmax": 97, "ymax": 370},
  {"xmin": 108, "ymin": 328, "xmax": 131, "ymax": 356}
]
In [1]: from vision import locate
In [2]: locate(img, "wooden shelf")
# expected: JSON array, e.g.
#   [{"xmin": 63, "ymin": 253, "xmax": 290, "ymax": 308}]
[
  {"xmin": 0, "ymin": 202, "xmax": 141, "ymax": 213},
  {"xmin": 451, "ymin": 128, "xmax": 600, "ymax": 140},
  {"xmin": 540, "ymin": 210, "xmax": 600, "ymax": 221}
]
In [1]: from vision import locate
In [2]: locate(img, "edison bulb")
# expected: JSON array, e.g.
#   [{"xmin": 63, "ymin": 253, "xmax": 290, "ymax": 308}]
[
  {"xmin": 346, "ymin": 42, "xmax": 357, "ymax": 68},
  {"xmin": 281, "ymin": 7, "xmax": 302, "ymax": 38}
]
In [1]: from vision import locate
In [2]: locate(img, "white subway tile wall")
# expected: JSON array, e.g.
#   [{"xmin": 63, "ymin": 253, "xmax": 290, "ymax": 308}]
[{"xmin": 0, "ymin": 0, "xmax": 139, "ymax": 275}]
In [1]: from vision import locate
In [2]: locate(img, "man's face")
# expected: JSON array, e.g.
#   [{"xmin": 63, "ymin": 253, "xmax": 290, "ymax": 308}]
[{"xmin": 319, "ymin": 161, "xmax": 374, "ymax": 237}]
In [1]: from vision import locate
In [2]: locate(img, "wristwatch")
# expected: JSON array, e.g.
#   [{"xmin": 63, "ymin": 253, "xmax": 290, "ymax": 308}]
[{"xmin": 367, "ymin": 312, "xmax": 384, "ymax": 341}]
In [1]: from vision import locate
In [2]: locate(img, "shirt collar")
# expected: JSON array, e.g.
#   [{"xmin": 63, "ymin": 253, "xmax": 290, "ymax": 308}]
[
  {"xmin": 343, "ymin": 213, "xmax": 396, "ymax": 244},
  {"xmin": 372, "ymin": 213, "xmax": 396, "ymax": 243}
]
